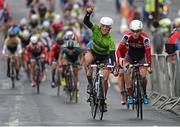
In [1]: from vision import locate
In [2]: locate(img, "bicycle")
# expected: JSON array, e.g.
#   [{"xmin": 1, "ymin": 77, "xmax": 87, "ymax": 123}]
[
  {"xmin": 88, "ymin": 62, "xmax": 114, "ymax": 120},
  {"xmin": 34, "ymin": 56, "xmax": 44, "ymax": 94},
  {"xmin": 129, "ymin": 62, "xmax": 149, "ymax": 120},
  {"xmin": 9, "ymin": 54, "xmax": 16, "ymax": 88},
  {"xmin": 64, "ymin": 63, "xmax": 79, "ymax": 103}
]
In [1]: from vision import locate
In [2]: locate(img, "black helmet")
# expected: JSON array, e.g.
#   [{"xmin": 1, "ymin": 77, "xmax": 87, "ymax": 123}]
[{"xmin": 67, "ymin": 40, "xmax": 74, "ymax": 50}]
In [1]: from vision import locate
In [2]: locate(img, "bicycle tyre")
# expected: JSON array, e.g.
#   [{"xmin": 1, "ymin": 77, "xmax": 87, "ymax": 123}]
[
  {"xmin": 11, "ymin": 61, "xmax": 15, "ymax": 88},
  {"xmin": 138, "ymin": 80, "xmax": 143, "ymax": 120},
  {"xmin": 98, "ymin": 100, "xmax": 104, "ymax": 120},
  {"xmin": 36, "ymin": 68, "xmax": 40, "ymax": 94},
  {"xmin": 57, "ymin": 70, "xmax": 61, "ymax": 96},
  {"xmin": 97, "ymin": 77, "xmax": 104, "ymax": 120},
  {"xmin": 136, "ymin": 79, "xmax": 143, "ymax": 120},
  {"xmin": 67, "ymin": 74, "xmax": 73, "ymax": 102},
  {"xmin": 90, "ymin": 77, "xmax": 97, "ymax": 119}
]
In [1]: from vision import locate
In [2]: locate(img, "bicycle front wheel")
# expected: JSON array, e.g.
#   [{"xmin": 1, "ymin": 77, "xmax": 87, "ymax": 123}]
[{"xmin": 136, "ymin": 81, "xmax": 143, "ymax": 120}]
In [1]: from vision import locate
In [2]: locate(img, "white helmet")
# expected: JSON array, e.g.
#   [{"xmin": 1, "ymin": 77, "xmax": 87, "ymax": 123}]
[
  {"xmin": 41, "ymin": 32, "xmax": 49, "ymax": 38},
  {"xmin": 31, "ymin": 14, "xmax": 38, "ymax": 21},
  {"xmin": 30, "ymin": 36, "xmax": 38, "ymax": 44},
  {"xmin": 73, "ymin": 4, "xmax": 79, "ymax": 9},
  {"xmin": 20, "ymin": 18, "xmax": 27, "ymax": 25},
  {"xmin": 174, "ymin": 17, "xmax": 180, "ymax": 25},
  {"xmin": 43, "ymin": 21, "xmax": 50, "ymax": 28},
  {"xmin": 55, "ymin": 14, "xmax": 61, "ymax": 20},
  {"xmin": 64, "ymin": 30, "xmax": 75, "ymax": 40},
  {"xmin": 100, "ymin": 17, "xmax": 113, "ymax": 27},
  {"xmin": 130, "ymin": 20, "xmax": 143, "ymax": 31},
  {"xmin": 22, "ymin": 30, "xmax": 30, "ymax": 38}
]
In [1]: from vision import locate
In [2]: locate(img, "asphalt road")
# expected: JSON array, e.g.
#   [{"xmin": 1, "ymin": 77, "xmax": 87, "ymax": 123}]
[{"xmin": 0, "ymin": 0, "xmax": 179, "ymax": 126}]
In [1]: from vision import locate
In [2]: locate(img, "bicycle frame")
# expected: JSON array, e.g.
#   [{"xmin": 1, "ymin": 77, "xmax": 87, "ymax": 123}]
[
  {"xmin": 64, "ymin": 63, "xmax": 78, "ymax": 103},
  {"xmin": 90, "ymin": 63, "xmax": 114, "ymax": 120},
  {"xmin": 131, "ymin": 63, "xmax": 149, "ymax": 120}
]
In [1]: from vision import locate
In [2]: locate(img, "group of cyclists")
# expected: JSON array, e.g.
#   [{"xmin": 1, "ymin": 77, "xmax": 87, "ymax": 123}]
[{"xmin": 1, "ymin": 0, "xmax": 152, "ymax": 113}]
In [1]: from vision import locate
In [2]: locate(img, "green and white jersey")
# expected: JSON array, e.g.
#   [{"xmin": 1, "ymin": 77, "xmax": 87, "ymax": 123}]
[{"xmin": 90, "ymin": 24, "xmax": 116, "ymax": 55}]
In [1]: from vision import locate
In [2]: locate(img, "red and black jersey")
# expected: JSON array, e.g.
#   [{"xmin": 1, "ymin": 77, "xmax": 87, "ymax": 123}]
[
  {"xmin": 116, "ymin": 31, "xmax": 151, "ymax": 64},
  {"xmin": 24, "ymin": 42, "xmax": 48, "ymax": 61},
  {"xmin": 49, "ymin": 43, "xmax": 60, "ymax": 63}
]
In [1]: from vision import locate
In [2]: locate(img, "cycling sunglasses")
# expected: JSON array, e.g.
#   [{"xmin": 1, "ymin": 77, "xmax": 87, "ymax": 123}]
[
  {"xmin": 131, "ymin": 29, "xmax": 141, "ymax": 33},
  {"xmin": 101, "ymin": 24, "xmax": 111, "ymax": 29}
]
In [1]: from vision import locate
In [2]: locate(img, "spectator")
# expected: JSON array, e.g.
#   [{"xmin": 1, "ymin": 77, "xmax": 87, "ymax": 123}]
[{"xmin": 152, "ymin": 20, "xmax": 165, "ymax": 54}]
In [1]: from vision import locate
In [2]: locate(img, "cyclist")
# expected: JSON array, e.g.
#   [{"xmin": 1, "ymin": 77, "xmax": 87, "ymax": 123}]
[
  {"xmin": 116, "ymin": 20, "xmax": 151, "ymax": 104},
  {"xmin": 51, "ymin": 14, "xmax": 64, "ymax": 37},
  {"xmin": 37, "ymin": 3, "xmax": 48, "ymax": 24},
  {"xmin": 19, "ymin": 29, "xmax": 31, "ymax": 50},
  {"xmin": 19, "ymin": 18, "xmax": 28, "ymax": 32},
  {"xmin": 29, "ymin": 14, "xmax": 39, "ymax": 33},
  {"xmin": 83, "ymin": 6, "xmax": 116, "ymax": 112},
  {"xmin": 115, "ymin": 40, "xmax": 128, "ymax": 105},
  {"xmin": 63, "ymin": 29, "xmax": 80, "ymax": 44},
  {"xmin": 49, "ymin": 38, "xmax": 64, "ymax": 88},
  {"xmin": 59, "ymin": 39, "xmax": 82, "ymax": 95},
  {"xmin": 24, "ymin": 35, "xmax": 48, "ymax": 87},
  {"xmin": 42, "ymin": 20, "xmax": 51, "ymax": 35},
  {"xmin": 2, "ymin": 28, "xmax": 22, "ymax": 80},
  {"xmin": 40, "ymin": 31, "xmax": 52, "ymax": 52}
]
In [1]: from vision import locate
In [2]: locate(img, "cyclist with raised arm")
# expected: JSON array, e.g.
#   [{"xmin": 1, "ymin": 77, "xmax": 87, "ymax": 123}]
[
  {"xmin": 83, "ymin": 6, "xmax": 116, "ymax": 112},
  {"xmin": 24, "ymin": 35, "xmax": 48, "ymax": 87},
  {"xmin": 2, "ymin": 28, "xmax": 22, "ymax": 80},
  {"xmin": 116, "ymin": 20, "xmax": 151, "ymax": 104}
]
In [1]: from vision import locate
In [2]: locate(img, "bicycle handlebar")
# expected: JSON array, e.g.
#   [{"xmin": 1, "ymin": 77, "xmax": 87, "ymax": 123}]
[{"xmin": 90, "ymin": 64, "xmax": 114, "ymax": 69}]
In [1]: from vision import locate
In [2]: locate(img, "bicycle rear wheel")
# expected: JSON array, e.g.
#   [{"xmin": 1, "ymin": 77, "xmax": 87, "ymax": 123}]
[
  {"xmin": 11, "ymin": 62, "xmax": 15, "ymax": 88},
  {"xmin": 97, "ymin": 100, "xmax": 104, "ymax": 120},
  {"xmin": 36, "ymin": 69, "xmax": 41, "ymax": 94},
  {"xmin": 56, "ymin": 70, "xmax": 61, "ymax": 96}
]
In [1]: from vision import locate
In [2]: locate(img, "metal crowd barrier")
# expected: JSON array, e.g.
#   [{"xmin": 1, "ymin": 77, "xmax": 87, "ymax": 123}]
[{"xmin": 149, "ymin": 52, "xmax": 180, "ymax": 115}]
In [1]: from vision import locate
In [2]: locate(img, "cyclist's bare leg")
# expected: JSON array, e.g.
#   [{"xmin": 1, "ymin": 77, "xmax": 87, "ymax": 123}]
[
  {"xmin": 61, "ymin": 59, "xmax": 68, "ymax": 77},
  {"xmin": 51, "ymin": 63, "xmax": 57, "ymax": 83},
  {"xmin": 118, "ymin": 73, "xmax": 125, "ymax": 92},
  {"xmin": 118, "ymin": 73, "xmax": 126, "ymax": 103},
  {"xmin": 15, "ymin": 55, "xmax": 20, "ymax": 79},
  {"xmin": 73, "ymin": 67, "xmax": 79, "ymax": 88},
  {"xmin": 103, "ymin": 69, "xmax": 110, "ymax": 97},
  {"xmin": 140, "ymin": 67, "xmax": 148, "ymax": 95},
  {"xmin": 124, "ymin": 68, "xmax": 133, "ymax": 96},
  {"xmin": 84, "ymin": 52, "xmax": 94, "ymax": 85}
]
